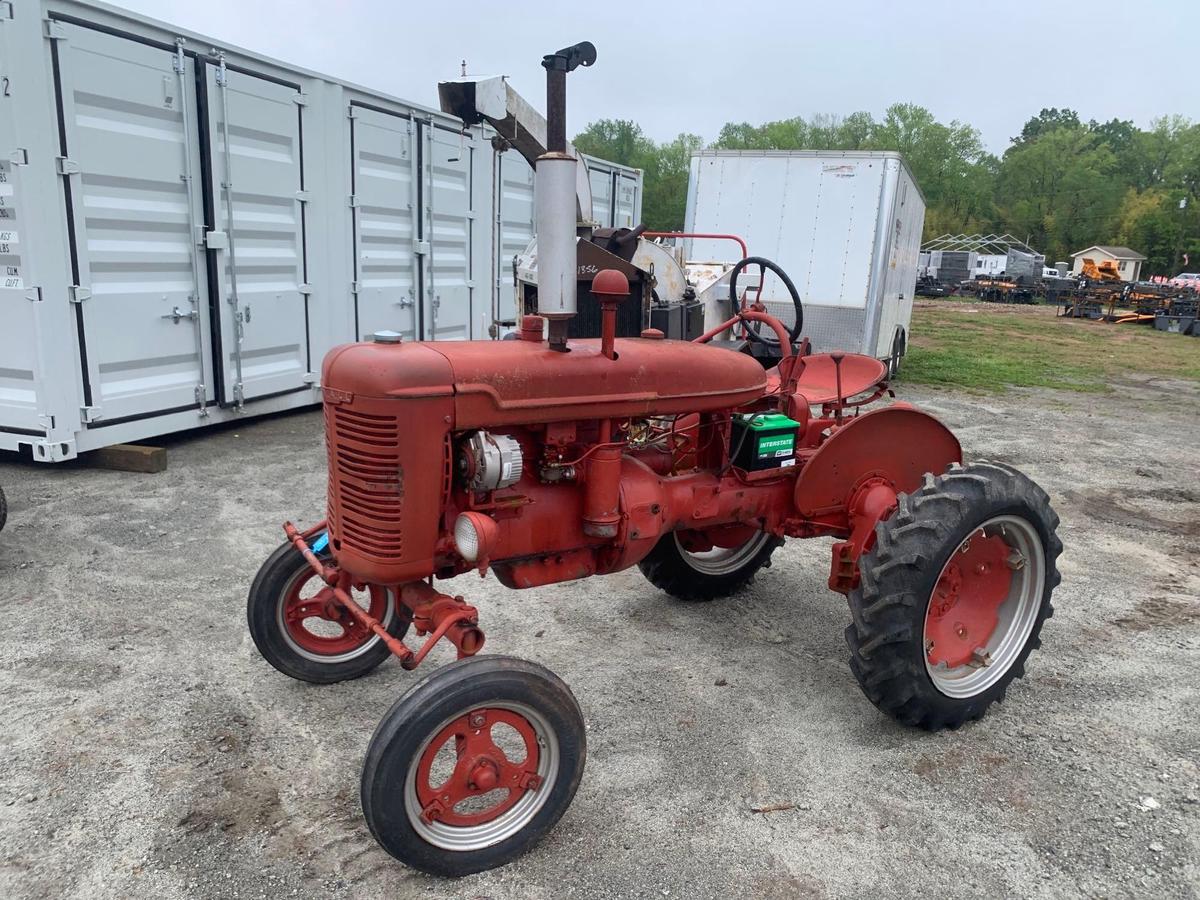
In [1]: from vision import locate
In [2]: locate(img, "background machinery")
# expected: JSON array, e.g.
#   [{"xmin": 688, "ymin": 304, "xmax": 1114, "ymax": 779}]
[{"xmin": 246, "ymin": 43, "xmax": 1063, "ymax": 877}]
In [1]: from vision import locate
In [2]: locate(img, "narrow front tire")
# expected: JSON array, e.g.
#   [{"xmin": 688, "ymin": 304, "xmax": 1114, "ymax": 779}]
[{"xmin": 361, "ymin": 656, "xmax": 586, "ymax": 877}]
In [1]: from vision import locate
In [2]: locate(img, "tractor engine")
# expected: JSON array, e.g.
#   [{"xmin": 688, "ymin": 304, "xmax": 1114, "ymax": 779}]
[{"xmin": 320, "ymin": 309, "xmax": 787, "ymax": 591}]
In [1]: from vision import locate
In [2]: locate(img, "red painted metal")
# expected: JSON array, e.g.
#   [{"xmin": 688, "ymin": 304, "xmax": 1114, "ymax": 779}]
[
  {"xmin": 641, "ymin": 231, "xmax": 749, "ymax": 260},
  {"xmin": 926, "ymin": 531, "xmax": 1013, "ymax": 668},
  {"xmin": 591, "ymin": 269, "xmax": 629, "ymax": 361},
  {"xmin": 280, "ymin": 569, "xmax": 390, "ymax": 656},
  {"xmin": 398, "ymin": 582, "xmax": 485, "ymax": 668},
  {"xmin": 415, "ymin": 707, "xmax": 541, "ymax": 826},
  {"xmin": 295, "ymin": 298, "xmax": 966, "ymax": 669}
]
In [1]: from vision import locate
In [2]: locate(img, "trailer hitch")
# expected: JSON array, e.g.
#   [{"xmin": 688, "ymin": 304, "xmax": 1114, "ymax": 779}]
[{"xmin": 282, "ymin": 522, "xmax": 485, "ymax": 670}]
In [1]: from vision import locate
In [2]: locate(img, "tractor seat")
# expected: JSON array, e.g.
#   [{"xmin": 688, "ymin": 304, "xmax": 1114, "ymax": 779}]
[{"xmin": 791, "ymin": 353, "xmax": 888, "ymax": 405}]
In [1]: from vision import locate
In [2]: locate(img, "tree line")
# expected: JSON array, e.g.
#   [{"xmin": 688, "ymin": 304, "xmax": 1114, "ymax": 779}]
[{"xmin": 573, "ymin": 107, "xmax": 1200, "ymax": 276}]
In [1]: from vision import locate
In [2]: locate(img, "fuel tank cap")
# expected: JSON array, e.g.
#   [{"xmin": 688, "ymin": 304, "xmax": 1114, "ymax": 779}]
[{"xmin": 371, "ymin": 330, "xmax": 403, "ymax": 344}]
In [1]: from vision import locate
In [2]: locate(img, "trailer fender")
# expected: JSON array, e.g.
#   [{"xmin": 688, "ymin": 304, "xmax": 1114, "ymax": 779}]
[{"xmin": 793, "ymin": 405, "xmax": 962, "ymax": 519}]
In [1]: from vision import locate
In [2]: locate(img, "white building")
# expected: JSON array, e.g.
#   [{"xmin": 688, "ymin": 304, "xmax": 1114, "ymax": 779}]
[{"xmin": 1070, "ymin": 245, "xmax": 1146, "ymax": 282}]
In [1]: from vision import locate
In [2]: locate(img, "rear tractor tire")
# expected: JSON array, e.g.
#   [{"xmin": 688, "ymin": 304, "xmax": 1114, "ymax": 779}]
[
  {"xmin": 845, "ymin": 462, "xmax": 1061, "ymax": 730},
  {"xmin": 638, "ymin": 527, "xmax": 782, "ymax": 601},
  {"xmin": 247, "ymin": 540, "xmax": 409, "ymax": 684}
]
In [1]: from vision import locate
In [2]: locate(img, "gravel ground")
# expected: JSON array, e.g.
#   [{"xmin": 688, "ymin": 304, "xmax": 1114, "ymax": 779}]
[{"xmin": 1, "ymin": 375, "xmax": 1197, "ymax": 900}]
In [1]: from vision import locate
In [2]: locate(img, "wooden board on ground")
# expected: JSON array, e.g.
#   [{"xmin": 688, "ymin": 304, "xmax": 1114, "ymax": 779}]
[{"xmin": 88, "ymin": 444, "xmax": 167, "ymax": 474}]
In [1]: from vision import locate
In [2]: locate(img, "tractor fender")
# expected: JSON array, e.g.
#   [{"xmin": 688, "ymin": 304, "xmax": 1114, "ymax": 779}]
[{"xmin": 793, "ymin": 405, "xmax": 962, "ymax": 518}]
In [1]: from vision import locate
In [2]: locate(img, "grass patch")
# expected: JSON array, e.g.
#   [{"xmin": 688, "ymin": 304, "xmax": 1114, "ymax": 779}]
[{"xmin": 902, "ymin": 303, "xmax": 1200, "ymax": 393}]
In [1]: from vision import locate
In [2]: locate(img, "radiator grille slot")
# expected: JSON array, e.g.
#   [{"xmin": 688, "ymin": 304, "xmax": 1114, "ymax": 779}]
[{"xmin": 327, "ymin": 405, "xmax": 404, "ymax": 561}]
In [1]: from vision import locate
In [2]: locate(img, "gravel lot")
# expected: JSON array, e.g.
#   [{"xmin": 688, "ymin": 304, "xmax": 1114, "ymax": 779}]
[{"xmin": 1, "ymin": 375, "xmax": 1197, "ymax": 899}]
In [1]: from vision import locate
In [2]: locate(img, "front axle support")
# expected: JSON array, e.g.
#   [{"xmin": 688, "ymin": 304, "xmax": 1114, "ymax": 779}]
[{"xmin": 283, "ymin": 522, "xmax": 485, "ymax": 670}]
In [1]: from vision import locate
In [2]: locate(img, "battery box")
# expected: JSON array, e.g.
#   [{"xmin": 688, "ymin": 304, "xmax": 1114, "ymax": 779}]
[{"xmin": 730, "ymin": 412, "xmax": 801, "ymax": 471}]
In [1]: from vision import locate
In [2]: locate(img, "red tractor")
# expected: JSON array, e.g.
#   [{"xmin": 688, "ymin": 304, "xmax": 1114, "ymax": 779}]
[{"xmin": 247, "ymin": 44, "xmax": 1061, "ymax": 877}]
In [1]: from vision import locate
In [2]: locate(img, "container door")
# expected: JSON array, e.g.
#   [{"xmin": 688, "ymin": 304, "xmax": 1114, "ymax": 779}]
[
  {"xmin": 52, "ymin": 23, "xmax": 212, "ymax": 423},
  {"xmin": 204, "ymin": 61, "xmax": 309, "ymax": 405},
  {"xmin": 588, "ymin": 166, "xmax": 613, "ymax": 228},
  {"xmin": 494, "ymin": 152, "xmax": 535, "ymax": 325},
  {"xmin": 422, "ymin": 124, "xmax": 474, "ymax": 340},
  {"xmin": 349, "ymin": 106, "xmax": 418, "ymax": 341},
  {"xmin": 615, "ymin": 172, "xmax": 640, "ymax": 228}
]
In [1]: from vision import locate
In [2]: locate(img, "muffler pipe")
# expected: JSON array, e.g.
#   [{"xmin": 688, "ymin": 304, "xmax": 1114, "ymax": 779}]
[{"xmin": 536, "ymin": 42, "xmax": 595, "ymax": 350}]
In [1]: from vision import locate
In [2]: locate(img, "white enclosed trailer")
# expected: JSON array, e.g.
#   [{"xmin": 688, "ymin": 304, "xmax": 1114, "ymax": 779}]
[
  {"xmin": 0, "ymin": 0, "xmax": 640, "ymax": 462},
  {"xmin": 684, "ymin": 150, "xmax": 925, "ymax": 365}
]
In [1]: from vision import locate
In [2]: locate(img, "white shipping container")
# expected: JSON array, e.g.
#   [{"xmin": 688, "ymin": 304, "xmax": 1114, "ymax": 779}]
[
  {"xmin": 0, "ymin": 0, "xmax": 640, "ymax": 461},
  {"xmin": 684, "ymin": 150, "xmax": 925, "ymax": 362}
]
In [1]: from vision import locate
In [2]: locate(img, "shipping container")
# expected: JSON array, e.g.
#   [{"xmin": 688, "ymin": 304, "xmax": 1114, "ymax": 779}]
[
  {"xmin": 0, "ymin": 0, "xmax": 641, "ymax": 461},
  {"xmin": 684, "ymin": 150, "xmax": 925, "ymax": 363}
]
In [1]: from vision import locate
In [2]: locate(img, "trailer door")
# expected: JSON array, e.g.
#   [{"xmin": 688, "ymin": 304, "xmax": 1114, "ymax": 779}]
[
  {"xmin": 51, "ymin": 23, "xmax": 212, "ymax": 423},
  {"xmin": 421, "ymin": 124, "xmax": 474, "ymax": 340},
  {"xmin": 349, "ymin": 106, "xmax": 418, "ymax": 341},
  {"xmin": 203, "ymin": 60, "xmax": 309, "ymax": 406}
]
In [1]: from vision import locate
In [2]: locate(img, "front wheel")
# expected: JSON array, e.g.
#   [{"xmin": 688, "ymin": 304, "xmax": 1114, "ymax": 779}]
[
  {"xmin": 246, "ymin": 541, "xmax": 409, "ymax": 684},
  {"xmin": 845, "ymin": 462, "xmax": 1062, "ymax": 730},
  {"xmin": 638, "ymin": 526, "xmax": 782, "ymax": 601},
  {"xmin": 361, "ymin": 656, "xmax": 586, "ymax": 877}
]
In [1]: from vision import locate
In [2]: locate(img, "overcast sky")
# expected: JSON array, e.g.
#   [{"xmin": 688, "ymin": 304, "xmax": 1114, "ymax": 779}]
[{"xmin": 116, "ymin": 0, "xmax": 1196, "ymax": 154}]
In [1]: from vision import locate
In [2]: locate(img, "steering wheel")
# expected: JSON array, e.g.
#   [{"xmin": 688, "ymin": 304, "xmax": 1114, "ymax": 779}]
[{"xmin": 728, "ymin": 256, "xmax": 804, "ymax": 344}]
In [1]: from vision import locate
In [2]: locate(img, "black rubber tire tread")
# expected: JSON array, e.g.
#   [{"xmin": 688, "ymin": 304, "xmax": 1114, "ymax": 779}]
[
  {"xmin": 361, "ymin": 655, "xmax": 586, "ymax": 877},
  {"xmin": 246, "ymin": 541, "xmax": 408, "ymax": 685},
  {"xmin": 0, "ymin": 484, "xmax": 6, "ymax": 533},
  {"xmin": 638, "ymin": 531, "xmax": 783, "ymax": 601},
  {"xmin": 845, "ymin": 461, "xmax": 1062, "ymax": 731}
]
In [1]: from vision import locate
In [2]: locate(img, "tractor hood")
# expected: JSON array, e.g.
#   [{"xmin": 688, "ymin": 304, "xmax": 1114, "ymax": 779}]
[{"xmin": 321, "ymin": 336, "xmax": 767, "ymax": 428}]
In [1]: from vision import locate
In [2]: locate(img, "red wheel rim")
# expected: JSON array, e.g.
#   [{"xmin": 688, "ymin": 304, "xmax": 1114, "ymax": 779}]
[
  {"xmin": 414, "ymin": 708, "xmax": 542, "ymax": 828},
  {"xmin": 925, "ymin": 529, "xmax": 1014, "ymax": 669},
  {"xmin": 280, "ymin": 569, "xmax": 390, "ymax": 657}
]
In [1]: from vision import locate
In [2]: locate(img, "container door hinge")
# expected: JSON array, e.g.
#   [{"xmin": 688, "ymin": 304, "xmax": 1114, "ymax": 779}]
[
  {"xmin": 9, "ymin": 148, "xmax": 29, "ymax": 166},
  {"xmin": 56, "ymin": 156, "xmax": 80, "ymax": 176},
  {"xmin": 232, "ymin": 383, "xmax": 244, "ymax": 407},
  {"xmin": 194, "ymin": 384, "xmax": 209, "ymax": 416},
  {"xmin": 0, "ymin": 2, "xmax": 15, "ymax": 21},
  {"xmin": 347, "ymin": 105, "xmax": 358, "ymax": 120},
  {"xmin": 67, "ymin": 285, "xmax": 90, "ymax": 303},
  {"xmin": 44, "ymin": 18, "xmax": 67, "ymax": 39},
  {"xmin": 293, "ymin": 93, "xmax": 307, "ymax": 106},
  {"xmin": 80, "ymin": 405, "xmax": 101, "ymax": 424},
  {"xmin": 295, "ymin": 190, "xmax": 311, "ymax": 203},
  {"xmin": 348, "ymin": 194, "xmax": 359, "ymax": 208},
  {"xmin": 350, "ymin": 280, "xmax": 360, "ymax": 295},
  {"xmin": 298, "ymin": 283, "xmax": 312, "ymax": 295},
  {"xmin": 302, "ymin": 372, "xmax": 319, "ymax": 385},
  {"xmin": 413, "ymin": 240, "xmax": 430, "ymax": 256},
  {"xmin": 24, "ymin": 286, "xmax": 43, "ymax": 302},
  {"xmin": 205, "ymin": 230, "xmax": 229, "ymax": 250}
]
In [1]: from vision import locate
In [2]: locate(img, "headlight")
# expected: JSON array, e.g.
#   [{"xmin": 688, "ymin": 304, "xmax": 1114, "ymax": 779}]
[{"xmin": 454, "ymin": 512, "xmax": 498, "ymax": 563}]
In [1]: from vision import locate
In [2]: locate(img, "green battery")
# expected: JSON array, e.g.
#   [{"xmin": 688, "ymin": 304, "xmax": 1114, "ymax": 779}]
[{"xmin": 730, "ymin": 412, "xmax": 801, "ymax": 471}]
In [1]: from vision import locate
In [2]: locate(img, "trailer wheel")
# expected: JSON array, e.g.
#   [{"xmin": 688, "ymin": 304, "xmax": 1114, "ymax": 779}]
[
  {"xmin": 362, "ymin": 656, "xmax": 586, "ymax": 877},
  {"xmin": 845, "ymin": 462, "xmax": 1061, "ymax": 730},
  {"xmin": 887, "ymin": 327, "xmax": 906, "ymax": 379},
  {"xmin": 638, "ymin": 528, "xmax": 782, "ymax": 601},
  {"xmin": 247, "ymin": 541, "xmax": 409, "ymax": 684},
  {"xmin": 0, "ymin": 484, "xmax": 6, "ymax": 534}
]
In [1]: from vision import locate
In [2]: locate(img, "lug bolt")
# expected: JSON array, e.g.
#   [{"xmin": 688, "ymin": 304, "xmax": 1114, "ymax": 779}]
[{"xmin": 469, "ymin": 712, "xmax": 486, "ymax": 728}]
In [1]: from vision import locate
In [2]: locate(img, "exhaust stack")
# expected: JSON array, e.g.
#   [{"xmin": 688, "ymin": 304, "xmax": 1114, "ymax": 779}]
[{"xmin": 536, "ymin": 42, "xmax": 595, "ymax": 350}]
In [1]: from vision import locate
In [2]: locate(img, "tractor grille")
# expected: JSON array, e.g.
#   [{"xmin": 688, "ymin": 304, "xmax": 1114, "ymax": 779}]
[{"xmin": 326, "ymin": 405, "xmax": 404, "ymax": 561}]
